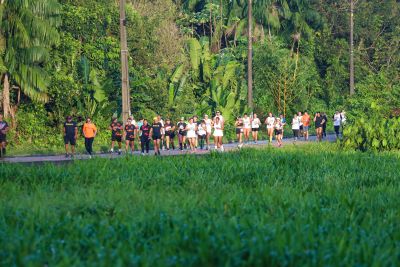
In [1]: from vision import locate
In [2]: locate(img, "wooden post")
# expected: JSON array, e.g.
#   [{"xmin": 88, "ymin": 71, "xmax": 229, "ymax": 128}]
[
  {"xmin": 349, "ymin": 0, "xmax": 355, "ymax": 95},
  {"xmin": 120, "ymin": 0, "xmax": 130, "ymax": 123},
  {"xmin": 247, "ymin": 0, "xmax": 253, "ymax": 109}
]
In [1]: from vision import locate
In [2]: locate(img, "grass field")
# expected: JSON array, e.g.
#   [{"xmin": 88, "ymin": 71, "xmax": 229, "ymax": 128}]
[{"xmin": 1, "ymin": 144, "xmax": 399, "ymax": 266}]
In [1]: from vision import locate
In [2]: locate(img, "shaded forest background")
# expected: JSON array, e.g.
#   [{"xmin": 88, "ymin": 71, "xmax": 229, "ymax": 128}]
[{"xmin": 0, "ymin": 0, "xmax": 399, "ymax": 147}]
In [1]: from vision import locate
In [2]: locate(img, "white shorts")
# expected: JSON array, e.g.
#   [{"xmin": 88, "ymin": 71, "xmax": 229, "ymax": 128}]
[
  {"xmin": 206, "ymin": 125, "xmax": 212, "ymax": 133},
  {"xmin": 267, "ymin": 125, "xmax": 274, "ymax": 129},
  {"xmin": 213, "ymin": 130, "xmax": 223, "ymax": 137},
  {"xmin": 198, "ymin": 130, "xmax": 206, "ymax": 136},
  {"xmin": 187, "ymin": 131, "xmax": 197, "ymax": 138}
]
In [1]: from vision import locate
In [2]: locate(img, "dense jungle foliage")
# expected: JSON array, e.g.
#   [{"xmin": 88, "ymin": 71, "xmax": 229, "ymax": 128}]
[{"xmin": 0, "ymin": 0, "xmax": 399, "ymax": 149}]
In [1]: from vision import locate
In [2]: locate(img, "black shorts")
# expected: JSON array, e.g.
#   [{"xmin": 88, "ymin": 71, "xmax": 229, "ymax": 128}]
[
  {"xmin": 299, "ymin": 125, "xmax": 304, "ymax": 131},
  {"xmin": 0, "ymin": 134, "xmax": 6, "ymax": 143},
  {"xmin": 166, "ymin": 132, "xmax": 175, "ymax": 138},
  {"xmin": 126, "ymin": 135, "xmax": 135, "ymax": 141},
  {"xmin": 64, "ymin": 135, "xmax": 76, "ymax": 145},
  {"xmin": 236, "ymin": 128, "xmax": 242, "ymax": 134},
  {"xmin": 178, "ymin": 132, "xmax": 187, "ymax": 137},
  {"xmin": 275, "ymin": 129, "xmax": 282, "ymax": 135},
  {"xmin": 252, "ymin": 128, "xmax": 259, "ymax": 132},
  {"xmin": 152, "ymin": 135, "xmax": 161, "ymax": 140},
  {"xmin": 112, "ymin": 135, "xmax": 122, "ymax": 142}
]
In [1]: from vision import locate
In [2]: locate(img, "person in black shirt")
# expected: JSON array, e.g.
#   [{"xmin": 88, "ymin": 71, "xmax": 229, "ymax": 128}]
[
  {"xmin": 124, "ymin": 117, "xmax": 136, "ymax": 154},
  {"xmin": 177, "ymin": 117, "xmax": 187, "ymax": 151},
  {"xmin": 140, "ymin": 119, "xmax": 151, "ymax": 154},
  {"xmin": 164, "ymin": 118, "xmax": 175, "ymax": 150},
  {"xmin": 150, "ymin": 117, "xmax": 162, "ymax": 155},
  {"xmin": 0, "ymin": 114, "xmax": 10, "ymax": 158},
  {"xmin": 314, "ymin": 112, "xmax": 325, "ymax": 142},
  {"xmin": 109, "ymin": 117, "xmax": 123, "ymax": 155},
  {"xmin": 321, "ymin": 112, "xmax": 328, "ymax": 138},
  {"xmin": 63, "ymin": 116, "xmax": 78, "ymax": 158}
]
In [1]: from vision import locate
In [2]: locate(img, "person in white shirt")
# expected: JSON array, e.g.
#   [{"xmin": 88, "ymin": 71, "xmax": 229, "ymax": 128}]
[
  {"xmin": 251, "ymin": 113, "xmax": 261, "ymax": 143},
  {"xmin": 186, "ymin": 117, "xmax": 198, "ymax": 152},
  {"xmin": 264, "ymin": 112, "xmax": 275, "ymax": 143},
  {"xmin": 291, "ymin": 114, "xmax": 300, "ymax": 142},
  {"xmin": 204, "ymin": 114, "xmax": 212, "ymax": 150},
  {"xmin": 333, "ymin": 111, "xmax": 342, "ymax": 138},
  {"xmin": 242, "ymin": 113, "xmax": 251, "ymax": 144},
  {"xmin": 213, "ymin": 116, "xmax": 224, "ymax": 151},
  {"xmin": 157, "ymin": 115, "xmax": 165, "ymax": 150},
  {"xmin": 297, "ymin": 111, "xmax": 303, "ymax": 137}
]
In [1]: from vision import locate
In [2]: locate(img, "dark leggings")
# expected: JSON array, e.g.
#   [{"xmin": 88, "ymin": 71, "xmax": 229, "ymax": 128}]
[
  {"xmin": 141, "ymin": 137, "xmax": 150, "ymax": 153},
  {"xmin": 334, "ymin": 126, "xmax": 340, "ymax": 136},
  {"xmin": 198, "ymin": 134, "xmax": 205, "ymax": 149},
  {"xmin": 85, "ymin": 137, "xmax": 94, "ymax": 155},
  {"xmin": 292, "ymin": 129, "xmax": 299, "ymax": 138}
]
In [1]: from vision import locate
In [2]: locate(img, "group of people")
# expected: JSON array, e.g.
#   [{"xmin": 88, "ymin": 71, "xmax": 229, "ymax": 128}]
[
  {"xmin": 63, "ymin": 111, "xmax": 227, "ymax": 157},
  {"xmin": 61, "ymin": 110, "xmax": 346, "ymax": 157},
  {"xmin": 0, "ymin": 109, "xmax": 346, "ymax": 159}
]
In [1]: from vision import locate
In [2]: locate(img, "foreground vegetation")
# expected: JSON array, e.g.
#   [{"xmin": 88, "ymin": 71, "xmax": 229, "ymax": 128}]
[{"xmin": 1, "ymin": 144, "xmax": 399, "ymax": 266}]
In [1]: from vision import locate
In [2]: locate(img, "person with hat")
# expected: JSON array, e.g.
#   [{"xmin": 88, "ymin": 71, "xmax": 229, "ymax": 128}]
[{"xmin": 63, "ymin": 115, "xmax": 78, "ymax": 158}]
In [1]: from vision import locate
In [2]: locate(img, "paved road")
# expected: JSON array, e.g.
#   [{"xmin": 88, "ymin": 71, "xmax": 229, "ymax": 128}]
[{"xmin": 1, "ymin": 134, "xmax": 337, "ymax": 164}]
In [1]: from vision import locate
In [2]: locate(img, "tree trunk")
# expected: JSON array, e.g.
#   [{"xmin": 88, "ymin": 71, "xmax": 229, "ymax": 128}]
[
  {"xmin": 349, "ymin": 0, "xmax": 355, "ymax": 95},
  {"xmin": 247, "ymin": 0, "xmax": 253, "ymax": 110},
  {"xmin": 2, "ymin": 73, "xmax": 11, "ymax": 119}
]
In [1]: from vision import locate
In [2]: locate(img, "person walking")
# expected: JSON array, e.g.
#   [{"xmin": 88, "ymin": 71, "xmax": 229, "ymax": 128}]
[
  {"xmin": 150, "ymin": 117, "xmax": 163, "ymax": 156},
  {"xmin": 124, "ymin": 117, "xmax": 136, "ymax": 154},
  {"xmin": 301, "ymin": 111, "xmax": 311, "ymax": 141},
  {"xmin": 197, "ymin": 120, "xmax": 207, "ymax": 149},
  {"xmin": 109, "ymin": 117, "xmax": 123, "ymax": 155},
  {"xmin": 213, "ymin": 116, "xmax": 224, "ymax": 151},
  {"xmin": 265, "ymin": 112, "xmax": 275, "ymax": 144},
  {"xmin": 186, "ymin": 117, "xmax": 198, "ymax": 152},
  {"xmin": 177, "ymin": 117, "xmax": 187, "ymax": 151},
  {"xmin": 298, "ymin": 111, "xmax": 303, "ymax": 137},
  {"xmin": 82, "ymin": 117, "xmax": 97, "ymax": 157},
  {"xmin": 0, "ymin": 114, "xmax": 10, "ymax": 158},
  {"xmin": 204, "ymin": 114, "xmax": 212, "ymax": 150},
  {"xmin": 274, "ymin": 118, "xmax": 283, "ymax": 147},
  {"xmin": 140, "ymin": 119, "xmax": 151, "ymax": 155},
  {"xmin": 314, "ymin": 112, "xmax": 325, "ymax": 142},
  {"xmin": 322, "ymin": 112, "xmax": 328, "ymax": 138},
  {"xmin": 242, "ymin": 113, "xmax": 251, "ymax": 144},
  {"xmin": 164, "ymin": 118, "xmax": 175, "ymax": 150},
  {"xmin": 251, "ymin": 113, "xmax": 261, "ymax": 143},
  {"xmin": 235, "ymin": 116, "xmax": 244, "ymax": 148},
  {"xmin": 291, "ymin": 114, "xmax": 300, "ymax": 142},
  {"xmin": 333, "ymin": 111, "xmax": 342, "ymax": 139},
  {"xmin": 63, "ymin": 116, "xmax": 78, "ymax": 158}
]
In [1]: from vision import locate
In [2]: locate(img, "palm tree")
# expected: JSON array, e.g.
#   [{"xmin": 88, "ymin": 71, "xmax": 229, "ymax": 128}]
[{"xmin": 0, "ymin": 0, "xmax": 60, "ymax": 119}]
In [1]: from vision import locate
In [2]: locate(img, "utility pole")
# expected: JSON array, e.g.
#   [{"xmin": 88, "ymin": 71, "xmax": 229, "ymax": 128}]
[
  {"xmin": 247, "ymin": 0, "xmax": 253, "ymax": 109},
  {"xmin": 349, "ymin": 0, "xmax": 355, "ymax": 95},
  {"xmin": 120, "ymin": 0, "xmax": 130, "ymax": 123}
]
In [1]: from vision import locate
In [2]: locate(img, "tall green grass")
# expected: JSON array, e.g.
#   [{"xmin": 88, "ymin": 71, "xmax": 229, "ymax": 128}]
[{"xmin": 1, "ymin": 144, "xmax": 399, "ymax": 266}]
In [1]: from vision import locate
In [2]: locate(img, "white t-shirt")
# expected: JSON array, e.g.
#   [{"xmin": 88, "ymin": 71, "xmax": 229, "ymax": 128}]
[
  {"xmin": 298, "ymin": 116, "xmax": 303, "ymax": 126},
  {"xmin": 243, "ymin": 117, "xmax": 251, "ymax": 129},
  {"xmin": 198, "ymin": 124, "xmax": 206, "ymax": 135},
  {"xmin": 187, "ymin": 123, "xmax": 197, "ymax": 138},
  {"xmin": 292, "ymin": 118, "xmax": 300, "ymax": 130},
  {"xmin": 251, "ymin": 118, "xmax": 261, "ymax": 128},
  {"xmin": 333, "ymin": 114, "xmax": 342, "ymax": 126},
  {"xmin": 340, "ymin": 112, "xmax": 346, "ymax": 124},
  {"xmin": 266, "ymin": 117, "xmax": 275, "ymax": 129}
]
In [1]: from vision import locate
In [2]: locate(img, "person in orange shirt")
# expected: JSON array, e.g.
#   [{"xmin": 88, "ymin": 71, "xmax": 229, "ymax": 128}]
[
  {"xmin": 301, "ymin": 111, "xmax": 311, "ymax": 141},
  {"xmin": 82, "ymin": 117, "xmax": 97, "ymax": 157}
]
